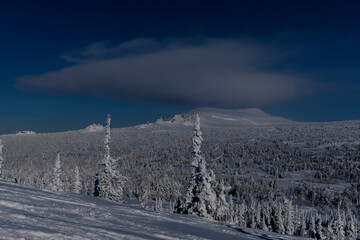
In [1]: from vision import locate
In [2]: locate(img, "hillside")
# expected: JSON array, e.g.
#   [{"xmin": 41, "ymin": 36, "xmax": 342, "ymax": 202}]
[
  {"xmin": 159, "ymin": 107, "xmax": 294, "ymax": 128},
  {"xmin": 0, "ymin": 180, "xmax": 307, "ymax": 240},
  {"xmin": 0, "ymin": 108, "xmax": 359, "ymax": 239}
]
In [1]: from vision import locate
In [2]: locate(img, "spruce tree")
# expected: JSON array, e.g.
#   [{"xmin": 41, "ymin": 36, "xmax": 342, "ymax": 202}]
[
  {"xmin": 0, "ymin": 138, "xmax": 4, "ymax": 178},
  {"xmin": 50, "ymin": 153, "xmax": 63, "ymax": 192},
  {"xmin": 214, "ymin": 179, "xmax": 230, "ymax": 222},
  {"xmin": 73, "ymin": 165, "xmax": 82, "ymax": 193},
  {"xmin": 315, "ymin": 215, "xmax": 323, "ymax": 240},
  {"xmin": 178, "ymin": 113, "xmax": 217, "ymax": 218},
  {"xmin": 94, "ymin": 114, "xmax": 125, "ymax": 202}
]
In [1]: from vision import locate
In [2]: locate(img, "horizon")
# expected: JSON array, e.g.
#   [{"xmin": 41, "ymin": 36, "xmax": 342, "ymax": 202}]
[
  {"xmin": 1, "ymin": 106, "xmax": 358, "ymax": 135},
  {"xmin": 1, "ymin": 1, "xmax": 360, "ymax": 133}
]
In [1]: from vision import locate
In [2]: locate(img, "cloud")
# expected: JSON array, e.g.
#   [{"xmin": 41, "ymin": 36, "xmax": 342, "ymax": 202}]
[{"xmin": 17, "ymin": 38, "xmax": 311, "ymax": 107}]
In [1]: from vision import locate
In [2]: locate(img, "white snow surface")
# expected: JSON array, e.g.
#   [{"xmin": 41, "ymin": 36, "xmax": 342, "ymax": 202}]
[
  {"xmin": 82, "ymin": 124, "xmax": 105, "ymax": 133},
  {"xmin": 166, "ymin": 108, "xmax": 293, "ymax": 128},
  {"xmin": 0, "ymin": 180, "xmax": 308, "ymax": 240}
]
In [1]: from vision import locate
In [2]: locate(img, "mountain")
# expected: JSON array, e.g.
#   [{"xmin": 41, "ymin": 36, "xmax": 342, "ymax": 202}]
[
  {"xmin": 0, "ymin": 180, "xmax": 306, "ymax": 240},
  {"xmin": 161, "ymin": 107, "xmax": 294, "ymax": 128}
]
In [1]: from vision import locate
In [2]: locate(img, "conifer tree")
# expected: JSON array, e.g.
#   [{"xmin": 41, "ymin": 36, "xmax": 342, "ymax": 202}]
[
  {"xmin": 285, "ymin": 200, "xmax": 294, "ymax": 235},
  {"xmin": 178, "ymin": 113, "xmax": 217, "ymax": 218},
  {"xmin": 0, "ymin": 138, "xmax": 4, "ymax": 178},
  {"xmin": 215, "ymin": 179, "xmax": 230, "ymax": 222},
  {"xmin": 73, "ymin": 165, "xmax": 81, "ymax": 193},
  {"xmin": 309, "ymin": 215, "xmax": 316, "ymax": 239},
  {"xmin": 50, "ymin": 153, "xmax": 63, "ymax": 192},
  {"xmin": 336, "ymin": 208, "xmax": 345, "ymax": 240},
  {"xmin": 327, "ymin": 219, "xmax": 336, "ymax": 240},
  {"xmin": 315, "ymin": 215, "xmax": 323, "ymax": 240},
  {"xmin": 94, "ymin": 114, "xmax": 125, "ymax": 202},
  {"xmin": 271, "ymin": 202, "xmax": 285, "ymax": 234}
]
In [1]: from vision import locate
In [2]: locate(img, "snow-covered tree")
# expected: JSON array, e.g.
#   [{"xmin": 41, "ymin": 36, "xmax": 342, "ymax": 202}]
[
  {"xmin": 271, "ymin": 202, "xmax": 285, "ymax": 234},
  {"xmin": 177, "ymin": 113, "xmax": 217, "ymax": 218},
  {"xmin": 0, "ymin": 138, "xmax": 4, "ymax": 178},
  {"xmin": 344, "ymin": 212, "xmax": 357, "ymax": 240},
  {"xmin": 284, "ymin": 200, "xmax": 294, "ymax": 235},
  {"xmin": 214, "ymin": 179, "xmax": 230, "ymax": 222},
  {"xmin": 50, "ymin": 153, "xmax": 63, "ymax": 192},
  {"xmin": 93, "ymin": 114, "xmax": 125, "ymax": 202},
  {"xmin": 315, "ymin": 215, "xmax": 323, "ymax": 240},
  {"xmin": 335, "ymin": 208, "xmax": 345, "ymax": 240},
  {"xmin": 73, "ymin": 165, "xmax": 81, "ymax": 193},
  {"xmin": 327, "ymin": 219, "xmax": 336, "ymax": 240},
  {"xmin": 308, "ymin": 215, "xmax": 316, "ymax": 238}
]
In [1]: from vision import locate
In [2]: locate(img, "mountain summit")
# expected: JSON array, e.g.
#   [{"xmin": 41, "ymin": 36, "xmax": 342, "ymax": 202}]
[{"xmin": 166, "ymin": 107, "xmax": 293, "ymax": 128}]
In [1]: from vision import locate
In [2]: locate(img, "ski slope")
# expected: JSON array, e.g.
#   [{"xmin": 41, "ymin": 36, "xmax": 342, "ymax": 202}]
[{"xmin": 0, "ymin": 180, "xmax": 308, "ymax": 240}]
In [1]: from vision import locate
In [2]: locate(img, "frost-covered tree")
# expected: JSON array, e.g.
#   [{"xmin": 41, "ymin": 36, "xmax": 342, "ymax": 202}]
[
  {"xmin": 315, "ymin": 215, "xmax": 323, "ymax": 240},
  {"xmin": 0, "ymin": 138, "xmax": 4, "ymax": 178},
  {"xmin": 308, "ymin": 215, "xmax": 316, "ymax": 238},
  {"xmin": 214, "ymin": 179, "xmax": 230, "ymax": 222},
  {"xmin": 177, "ymin": 113, "xmax": 217, "ymax": 218},
  {"xmin": 73, "ymin": 165, "xmax": 81, "ymax": 193},
  {"xmin": 50, "ymin": 153, "xmax": 63, "ymax": 192},
  {"xmin": 93, "ymin": 114, "xmax": 125, "ymax": 202},
  {"xmin": 284, "ymin": 200, "xmax": 294, "ymax": 235},
  {"xmin": 271, "ymin": 202, "xmax": 285, "ymax": 234}
]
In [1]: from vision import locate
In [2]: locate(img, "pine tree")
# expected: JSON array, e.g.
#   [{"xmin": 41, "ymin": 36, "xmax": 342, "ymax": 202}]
[
  {"xmin": 50, "ymin": 153, "xmax": 63, "ymax": 192},
  {"xmin": 93, "ymin": 114, "xmax": 125, "ymax": 202},
  {"xmin": 0, "ymin": 138, "xmax": 4, "ymax": 178},
  {"xmin": 178, "ymin": 113, "xmax": 217, "ymax": 218},
  {"xmin": 73, "ymin": 165, "xmax": 82, "ymax": 193}
]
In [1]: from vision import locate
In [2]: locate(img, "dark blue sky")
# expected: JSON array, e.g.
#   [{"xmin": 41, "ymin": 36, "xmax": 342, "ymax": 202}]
[{"xmin": 1, "ymin": 1, "xmax": 360, "ymax": 133}]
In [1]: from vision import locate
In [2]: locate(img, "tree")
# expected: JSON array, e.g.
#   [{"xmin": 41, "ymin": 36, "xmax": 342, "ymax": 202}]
[
  {"xmin": 308, "ymin": 215, "xmax": 316, "ymax": 239},
  {"xmin": 50, "ymin": 153, "xmax": 63, "ymax": 192},
  {"xmin": 177, "ymin": 113, "xmax": 217, "ymax": 218},
  {"xmin": 284, "ymin": 200, "xmax": 294, "ymax": 235},
  {"xmin": 271, "ymin": 202, "xmax": 285, "ymax": 234},
  {"xmin": 315, "ymin": 214, "xmax": 323, "ymax": 240},
  {"xmin": 0, "ymin": 138, "xmax": 4, "ymax": 178},
  {"xmin": 214, "ymin": 179, "xmax": 230, "ymax": 222},
  {"xmin": 73, "ymin": 165, "xmax": 82, "ymax": 193},
  {"xmin": 94, "ymin": 114, "xmax": 125, "ymax": 202}
]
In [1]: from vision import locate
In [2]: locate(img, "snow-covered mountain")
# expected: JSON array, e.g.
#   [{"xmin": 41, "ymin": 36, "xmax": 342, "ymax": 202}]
[
  {"xmin": 0, "ymin": 180, "xmax": 307, "ymax": 240},
  {"xmin": 160, "ymin": 107, "xmax": 293, "ymax": 128}
]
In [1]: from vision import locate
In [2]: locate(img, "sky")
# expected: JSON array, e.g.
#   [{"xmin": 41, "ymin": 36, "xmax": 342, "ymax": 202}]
[{"xmin": 1, "ymin": 0, "xmax": 360, "ymax": 133}]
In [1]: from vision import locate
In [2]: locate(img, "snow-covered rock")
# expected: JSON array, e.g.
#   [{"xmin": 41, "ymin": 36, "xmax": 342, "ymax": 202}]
[
  {"xmin": 82, "ymin": 124, "xmax": 105, "ymax": 132},
  {"xmin": 12, "ymin": 131, "xmax": 36, "ymax": 135}
]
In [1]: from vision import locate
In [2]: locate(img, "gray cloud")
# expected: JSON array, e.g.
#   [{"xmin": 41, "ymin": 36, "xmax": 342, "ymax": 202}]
[{"xmin": 18, "ymin": 38, "xmax": 311, "ymax": 107}]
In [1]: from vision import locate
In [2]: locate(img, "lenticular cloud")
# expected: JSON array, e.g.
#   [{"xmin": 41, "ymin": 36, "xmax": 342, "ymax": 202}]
[{"xmin": 17, "ymin": 38, "xmax": 310, "ymax": 107}]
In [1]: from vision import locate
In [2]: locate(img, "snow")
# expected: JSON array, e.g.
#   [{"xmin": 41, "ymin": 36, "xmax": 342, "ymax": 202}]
[
  {"xmin": 82, "ymin": 124, "xmax": 105, "ymax": 133},
  {"xmin": 168, "ymin": 108, "xmax": 293, "ymax": 128},
  {"xmin": 0, "ymin": 180, "xmax": 308, "ymax": 240},
  {"xmin": 12, "ymin": 131, "xmax": 36, "ymax": 135}
]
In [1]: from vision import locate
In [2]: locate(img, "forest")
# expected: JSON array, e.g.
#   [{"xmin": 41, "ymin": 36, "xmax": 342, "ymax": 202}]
[{"xmin": 0, "ymin": 113, "xmax": 359, "ymax": 239}]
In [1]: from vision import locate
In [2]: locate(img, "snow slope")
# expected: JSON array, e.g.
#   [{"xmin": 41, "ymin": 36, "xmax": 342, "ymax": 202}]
[
  {"xmin": 0, "ymin": 180, "xmax": 308, "ymax": 240},
  {"xmin": 165, "ymin": 108, "xmax": 293, "ymax": 128}
]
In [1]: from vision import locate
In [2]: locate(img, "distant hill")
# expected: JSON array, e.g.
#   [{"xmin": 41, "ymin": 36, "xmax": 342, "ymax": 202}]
[{"xmin": 160, "ymin": 107, "xmax": 294, "ymax": 128}]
